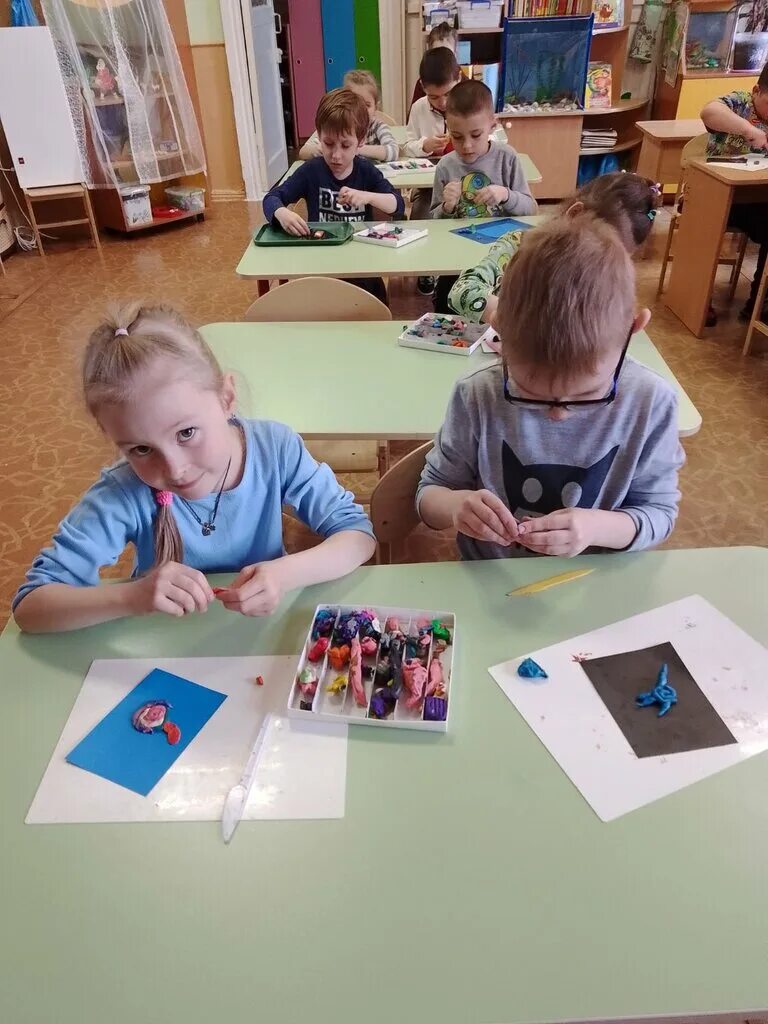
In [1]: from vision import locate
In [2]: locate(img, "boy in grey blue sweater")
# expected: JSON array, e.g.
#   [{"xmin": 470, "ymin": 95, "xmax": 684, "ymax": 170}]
[
  {"xmin": 430, "ymin": 79, "xmax": 536, "ymax": 311},
  {"xmin": 417, "ymin": 214, "xmax": 684, "ymax": 559}
]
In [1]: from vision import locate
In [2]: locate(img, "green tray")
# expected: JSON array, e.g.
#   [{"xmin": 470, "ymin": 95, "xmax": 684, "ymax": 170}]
[{"xmin": 253, "ymin": 222, "xmax": 354, "ymax": 247}]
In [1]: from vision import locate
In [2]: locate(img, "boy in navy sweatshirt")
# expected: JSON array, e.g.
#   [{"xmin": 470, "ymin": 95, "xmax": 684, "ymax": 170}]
[{"xmin": 262, "ymin": 88, "xmax": 404, "ymax": 303}]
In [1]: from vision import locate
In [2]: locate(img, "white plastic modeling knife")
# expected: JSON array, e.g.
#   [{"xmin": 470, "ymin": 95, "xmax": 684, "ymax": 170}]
[{"xmin": 221, "ymin": 712, "xmax": 273, "ymax": 845}]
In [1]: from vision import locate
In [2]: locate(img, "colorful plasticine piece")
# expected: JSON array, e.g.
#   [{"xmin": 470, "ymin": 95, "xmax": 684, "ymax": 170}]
[
  {"xmin": 328, "ymin": 645, "xmax": 351, "ymax": 671},
  {"xmin": 360, "ymin": 636, "xmax": 378, "ymax": 657},
  {"xmin": 426, "ymin": 656, "xmax": 445, "ymax": 697},
  {"xmin": 327, "ymin": 674, "xmax": 348, "ymax": 695},
  {"xmin": 403, "ymin": 658, "xmax": 429, "ymax": 709},
  {"xmin": 424, "ymin": 696, "xmax": 447, "ymax": 721},
  {"xmin": 431, "ymin": 620, "xmax": 452, "ymax": 644},
  {"xmin": 132, "ymin": 699, "xmax": 171, "ymax": 733},
  {"xmin": 335, "ymin": 613, "xmax": 360, "ymax": 645},
  {"xmin": 297, "ymin": 666, "xmax": 318, "ymax": 700},
  {"xmin": 369, "ymin": 686, "xmax": 397, "ymax": 720},
  {"xmin": 517, "ymin": 657, "xmax": 548, "ymax": 680},
  {"xmin": 389, "ymin": 635, "xmax": 405, "ymax": 698},
  {"xmin": 311, "ymin": 609, "xmax": 336, "ymax": 640},
  {"xmin": 635, "ymin": 663, "xmax": 677, "ymax": 717},
  {"xmin": 308, "ymin": 637, "xmax": 330, "ymax": 662},
  {"xmin": 132, "ymin": 700, "xmax": 181, "ymax": 745},
  {"xmin": 349, "ymin": 635, "xmax": 366, "ymax": 707}
]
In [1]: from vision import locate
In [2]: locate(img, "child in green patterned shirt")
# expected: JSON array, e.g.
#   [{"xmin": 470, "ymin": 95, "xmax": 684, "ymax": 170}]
[{"xmin": 448, "ymin": 172, "xmax": 660, "ymax": 326}]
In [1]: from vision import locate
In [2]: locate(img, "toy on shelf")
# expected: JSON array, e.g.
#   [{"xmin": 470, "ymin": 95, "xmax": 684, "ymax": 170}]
[
  {"xmin": 398, "ymin": 313, "xmax": 491, "ymax": 356},
  {"xmin": 352, "ymin": 223, "xmax": 428, "ymax": 248}
]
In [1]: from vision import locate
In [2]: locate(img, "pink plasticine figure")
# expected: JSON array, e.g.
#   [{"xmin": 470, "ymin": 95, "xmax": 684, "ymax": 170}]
[
  {"xmin": 360, "ymin": 636, "xmax": 378, "ymax": 657},
  {"xmin": 349, "ymin": 635, "xmax": 366, "ymax": 707},
  {"xmin": 426, "ymin": 656, "xmax": 445, "ymax": 697},
  {"xmin": 385, "ymin": 616, "xmax": 400, "ymax": 633},
  {"xmin": 403, "ymin": 658, "xmax": 428, "ymax": 709}
]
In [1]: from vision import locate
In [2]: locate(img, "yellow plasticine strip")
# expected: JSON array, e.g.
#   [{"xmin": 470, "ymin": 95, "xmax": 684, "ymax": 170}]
[{"xmin": 507, "ymin": 568, "xmax": 594, "ymax": 597}]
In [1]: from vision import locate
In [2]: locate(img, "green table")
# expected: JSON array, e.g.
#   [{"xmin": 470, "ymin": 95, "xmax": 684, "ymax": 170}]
[
  {"xmin": 281, "ymin": 151, "xmax": 542, "ymax": 190},
  {"xmin": 201, "ymin": 322, "xmax": 702, "ymax": 438},
  {"xmin": 2, "ymin": 549, "xmax": 767, "ymax": 1023},
  {"xmin": 237, "ymin": 216, "xmax": 541, "ymax": 283}
]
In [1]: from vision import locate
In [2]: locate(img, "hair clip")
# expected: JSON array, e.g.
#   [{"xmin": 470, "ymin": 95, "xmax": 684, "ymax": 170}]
[
  {"xmin": 114, "ymin": 327, "xmax": 129, "ymax": 337},
  {"xmin": 156, "ymin": 490, "xmax": 173, "ymax": 506},
  {"xmin": 647, "ymin": 209, "xmax": 657, "ymax": 221}
]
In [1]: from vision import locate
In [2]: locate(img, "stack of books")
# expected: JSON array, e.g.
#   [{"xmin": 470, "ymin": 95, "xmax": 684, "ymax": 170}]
[
  {"xmin": 580, "ymin": 128, "xmax": 618, "ymax": 150},
  {"xmin": 510, "ymin": 0, "xmax": 584, "ymax": 16}
]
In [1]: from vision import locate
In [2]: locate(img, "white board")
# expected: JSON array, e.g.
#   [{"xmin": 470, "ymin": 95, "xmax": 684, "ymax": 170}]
[
  {"xmin": 489, "ymin": 595, "xmax": 768, "ymax": 822},
  {"xmin": 27, "ymin": 657, "xmax": 346, "ymax": 825},
  {"xmin": 0, "ymin": 28, "xmax": 84, "ymax": 189}
]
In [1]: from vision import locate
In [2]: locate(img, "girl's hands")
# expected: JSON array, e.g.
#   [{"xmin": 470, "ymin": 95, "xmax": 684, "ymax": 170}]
[
  {"xmin": 215, "ymin": 561, "xmax": 285, "ymax": 617},
  {"xmin": 129, "ymin": 562, "xmax": 214, "ymax": 617}
]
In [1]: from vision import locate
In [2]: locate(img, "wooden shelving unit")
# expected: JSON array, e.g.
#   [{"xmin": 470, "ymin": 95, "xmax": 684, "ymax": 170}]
[{"xmin": 579, "ymin": 136, "xmax": 641, "ymax": 155}]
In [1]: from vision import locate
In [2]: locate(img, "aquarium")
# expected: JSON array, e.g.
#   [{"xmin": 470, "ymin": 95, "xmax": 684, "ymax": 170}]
[
  {"xmin": 498, "ymin": 15, "xmax": 594, "ymax": 114},
  {"xmin": 685, "ymin": 10, "xmax": 736, "ymax": 71}
]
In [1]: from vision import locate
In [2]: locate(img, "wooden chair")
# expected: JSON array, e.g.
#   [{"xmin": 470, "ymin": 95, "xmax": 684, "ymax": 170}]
[
  {"xmin": 657, "ymin": 134, "xmax": 747, "ymax": 300},
  {"xmin": 743, "ymin": 260, "xmax": 768, "ymax": 355},
  {"xmin": 22, "ymin": 183, "xmax": 102, "ymax": 257},
  {"xmin": 244, "ymin": 276, "xmax": 391, "ymax": 475},
  {"xmin": 244, "ymin": 275, "xmax": 390, "ymax": 322},
  {"xmin": 370, "ymin": 442, "xmax": 433, "ymax": 564}
]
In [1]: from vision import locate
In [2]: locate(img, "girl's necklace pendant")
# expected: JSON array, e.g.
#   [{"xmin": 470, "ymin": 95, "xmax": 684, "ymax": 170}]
[{"xmin": 202, "ymin": 522, "xmax": 215, "ymax": 537}]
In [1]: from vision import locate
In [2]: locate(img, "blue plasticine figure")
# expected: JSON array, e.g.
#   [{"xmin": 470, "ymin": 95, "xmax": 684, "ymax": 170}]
[
  {"xmin": 517, "ymin": 657, "xmax": 548, "ymax": 679},
  {"xmin": 635, "ymin": 663, "xmax": 677, "ymax": 717}
]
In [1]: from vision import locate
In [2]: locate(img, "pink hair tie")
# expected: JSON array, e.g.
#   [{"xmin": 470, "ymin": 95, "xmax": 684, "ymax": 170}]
[
  {"xmin": 156, "ymin": 490, "xmax": 173, "ymax": 507},
  {"xmin": 114, "ymin": 327, "xmax": 129, "ymax": 337}
]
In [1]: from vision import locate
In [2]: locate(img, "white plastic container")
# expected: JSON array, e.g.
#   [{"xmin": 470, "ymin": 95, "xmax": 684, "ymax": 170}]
[
  {"xmin": 287, "ymin": 605, "xmax": 455, "ymax": 732},
  {"xmin": 423, "ymin": 3, "xmax": 455, "ymax": 28},
  {"xmin": 164, "ymin": 185, "xmax": 205, "ymax": 212},
  {"xmin": 457, "ymin": 0, "xmax": 503, "ymax": 28},
  {"xmin": 119, "ymin": 184, "xmax": 152, "ymax": 227}
]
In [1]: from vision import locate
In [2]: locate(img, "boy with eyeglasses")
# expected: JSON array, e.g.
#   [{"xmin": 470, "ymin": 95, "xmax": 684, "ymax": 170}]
[{"xmin": 416, "ymin": 214, "xmax": 684, "ymax": 559}]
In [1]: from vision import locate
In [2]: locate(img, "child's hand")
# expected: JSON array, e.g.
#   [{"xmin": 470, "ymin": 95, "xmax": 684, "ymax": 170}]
[
  {"xmin": 424, "ymin": 134, "xmax": 448, "ymax": 155},
  {"xmin": 516, "ymin": 509, "xmax": 595, "ymax": 557},
  {"xmin": 130, "ymin": 562, "xmax": 214, "ymax": 617},
  {"xmin": 215, "ymin": 561, "xmax": 285, "ymax": 617},
  {"xmin": 442, "ymin": 179, "xmax": 462, "ymax": 213},
  {"xmin": 338, "ymin": 186, "xmax": 367, "ymax": 208},
  {"xmin": 452, "ymin": 490, "xmax": 518, "ymax": 546},
  {"xmin": 275, "ymin": 207, "xmax": 310, "ymax": 236},
  {"xmin": 474, "ymin": 184, "xmax": 510, "ymax": 207},
  {"xmin": 745, "ymin": 125, "xmax": 768, "ymax": 150}
]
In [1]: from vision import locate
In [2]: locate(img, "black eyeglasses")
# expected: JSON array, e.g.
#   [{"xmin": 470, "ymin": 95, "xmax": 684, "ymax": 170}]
[{"xmin": 502, "ymin": 329, "xmax": 632, "ymax": 410}]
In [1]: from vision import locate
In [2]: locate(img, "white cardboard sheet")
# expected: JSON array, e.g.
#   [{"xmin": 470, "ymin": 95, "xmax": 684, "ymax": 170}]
[
  {"xmin": 489, "ymin": 595, "xmax": 768, "ymax": 821},
  {"xmin": 27, "ymin": 657, "xmax": 347, "ymax": 824}
]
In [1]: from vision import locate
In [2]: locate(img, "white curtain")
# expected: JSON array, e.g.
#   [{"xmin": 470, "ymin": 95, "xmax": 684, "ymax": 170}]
[{"xmin": 42, "ymin": 0, "xmax": 206, "ymax": 188}]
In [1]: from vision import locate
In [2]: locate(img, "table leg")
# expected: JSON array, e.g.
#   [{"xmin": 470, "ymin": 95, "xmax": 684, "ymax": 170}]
[
  {"xmin": 665, "ymin": 167, "xmax": 732, "ymax": 337},
  {"xmin": 256, "ymin": 279, "xmax": 270, "ymax": 297}
]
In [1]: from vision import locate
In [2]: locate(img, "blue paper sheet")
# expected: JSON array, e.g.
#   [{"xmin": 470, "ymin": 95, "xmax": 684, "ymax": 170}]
[
  {"xmin": 66, "ymin": 669, "xmax": 227, "ymax": 796},
  {"xmin": 451, "ymin": 218, "xmax": 535, "ymax": 244}
]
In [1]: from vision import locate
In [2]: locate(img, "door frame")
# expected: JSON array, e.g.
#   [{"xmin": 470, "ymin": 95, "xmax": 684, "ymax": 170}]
[{"xmin": 220, "ymin": 0, "xmax": 269, "ymax": 200}]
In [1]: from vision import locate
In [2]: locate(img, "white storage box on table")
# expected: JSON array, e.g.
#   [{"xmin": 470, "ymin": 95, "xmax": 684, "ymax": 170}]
[
  {"xmin": 119, "ymin": 185, "xmax": 152, "ymax": 227},
  {"xmin": 457, "ymin": 0, "xmax": 503, "ymax": 27},
  {"xmin": 288, "ymin": 605, "xmax": 455, "ymax": 732},
  {"xmin": 399, "ymin": 313, "xmax": 490, "ymax": 355},
  {"xmin": 353, "ymin": 223, "xmax": 427, "ymax": 248},
  {"xmin": 164, "ymin": 185, "xmax": 205, "ymax": 211}
]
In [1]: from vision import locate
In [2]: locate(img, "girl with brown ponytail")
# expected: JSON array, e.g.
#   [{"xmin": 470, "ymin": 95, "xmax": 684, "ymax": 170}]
[{"xmin": 13, "ymin": 304, "xmax": 375, "ymax": 633}]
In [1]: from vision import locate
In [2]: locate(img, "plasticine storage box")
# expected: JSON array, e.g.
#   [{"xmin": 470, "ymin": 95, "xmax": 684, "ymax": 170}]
[{"xmin": 288, "ymin": 605, "xmax": 455, "ymax": 732}]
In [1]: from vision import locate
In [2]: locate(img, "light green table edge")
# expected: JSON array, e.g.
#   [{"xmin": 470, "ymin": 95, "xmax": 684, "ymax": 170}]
[
  {"xmin": 2, "ymin": 550, "xmax": 768, "ymax": 1024},
  {"xmin": 202, "ymin": 322, "xmax": 702, "ymax": 439}
]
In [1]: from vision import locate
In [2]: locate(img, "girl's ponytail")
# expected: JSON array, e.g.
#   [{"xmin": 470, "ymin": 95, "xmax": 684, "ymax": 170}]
[{"xmin": 153, "ymin": 491, "xmax": 184, "ymax": 567}]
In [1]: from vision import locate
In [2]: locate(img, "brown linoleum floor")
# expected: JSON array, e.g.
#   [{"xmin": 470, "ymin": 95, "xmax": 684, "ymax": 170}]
[{"xmin": 0, "ymin": 202, "xmax": 766, "ymax": 624}]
